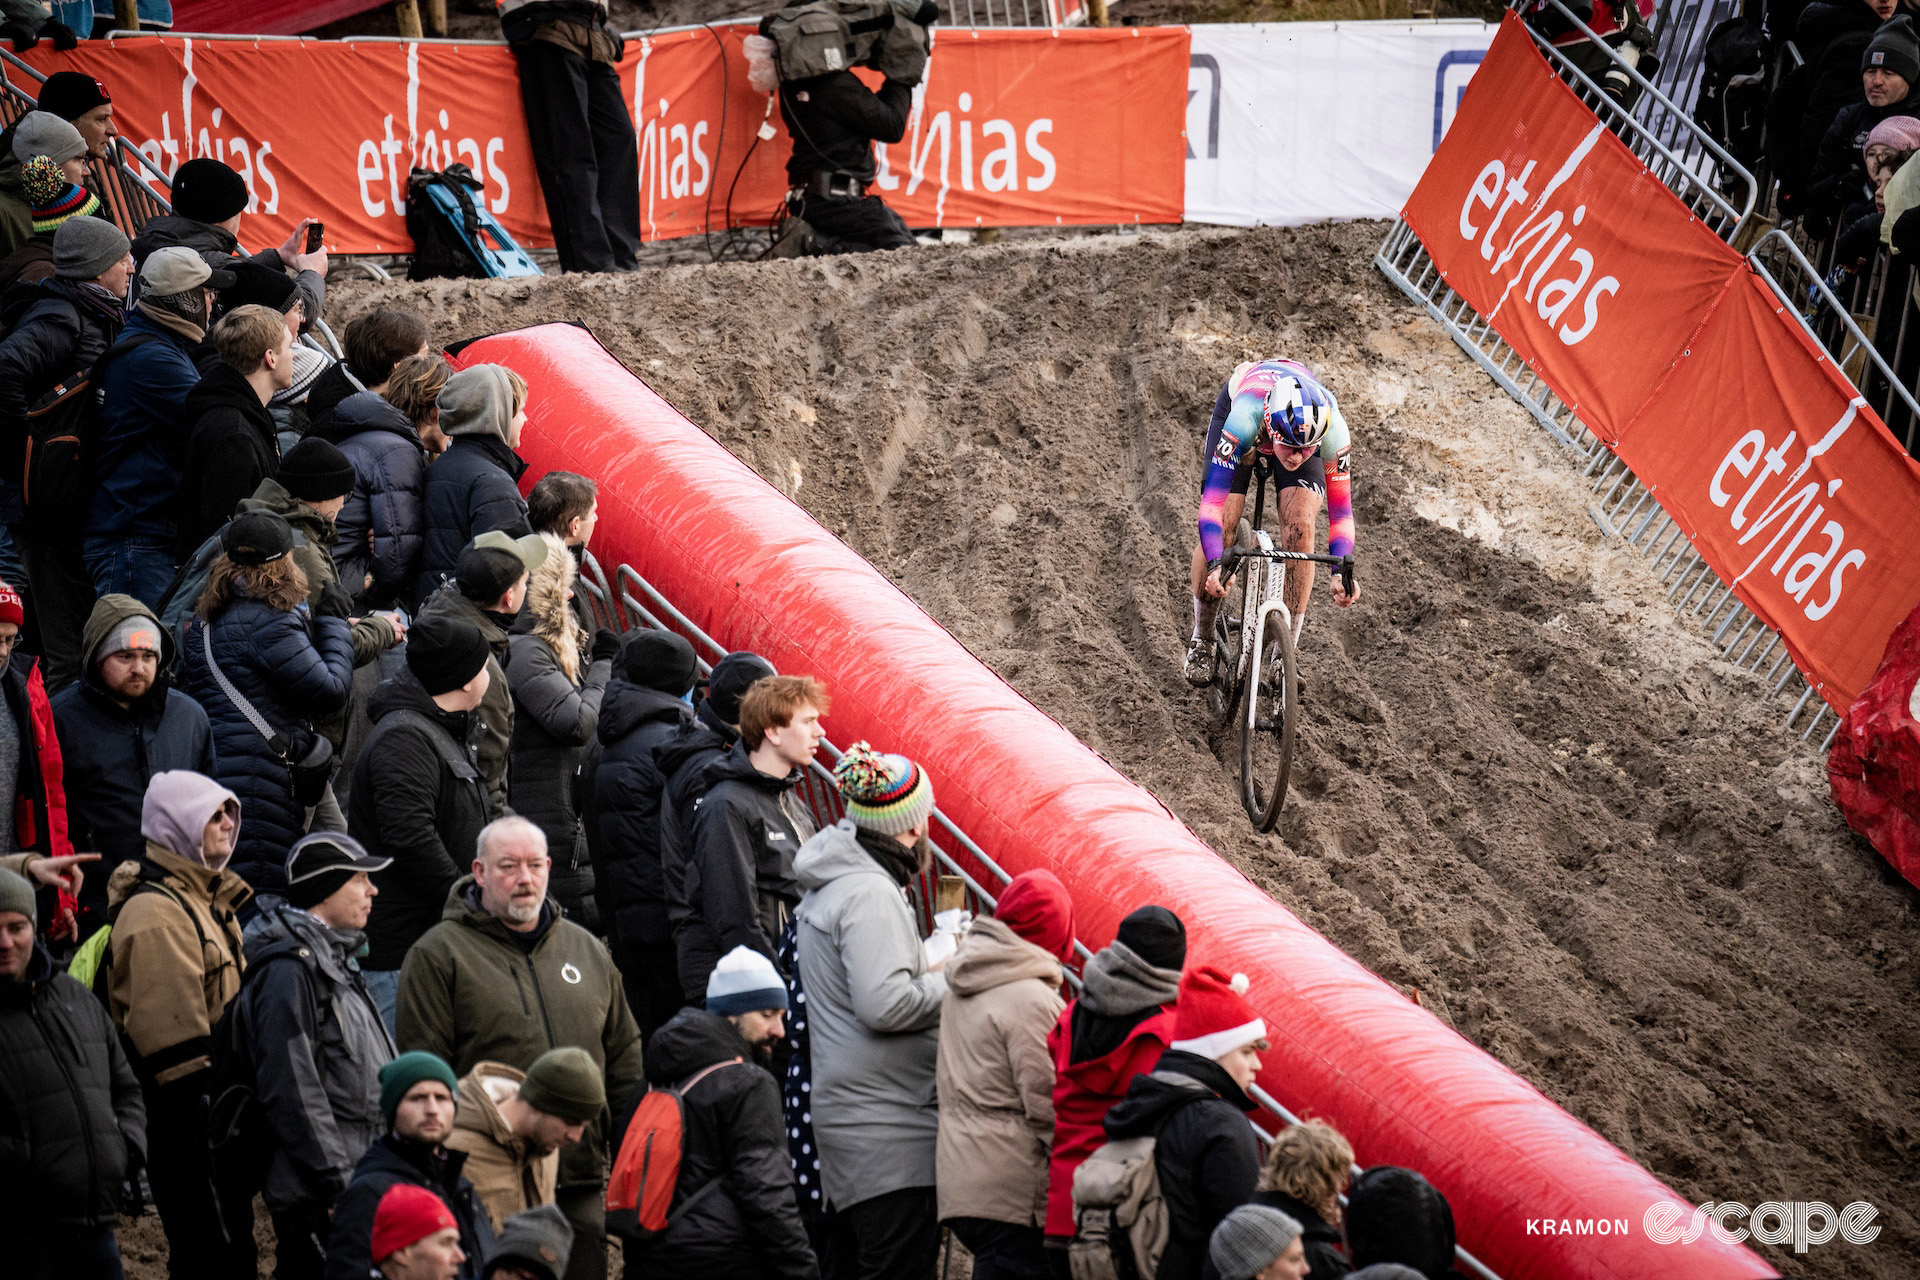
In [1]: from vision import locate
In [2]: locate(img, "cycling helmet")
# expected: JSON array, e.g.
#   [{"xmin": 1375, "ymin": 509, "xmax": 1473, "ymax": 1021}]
[{"xmin": 1261, "ymin": 371, "xmax": 1334, "ymax": 450}]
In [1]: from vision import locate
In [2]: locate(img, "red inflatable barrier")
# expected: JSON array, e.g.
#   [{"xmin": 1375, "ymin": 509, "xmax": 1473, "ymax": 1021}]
[
  {"xmin": 452, "ymin": 324, "xmax": 1775, "ymax": 1280},
  {"xmin": 1830, "ymin": 603, "xmax": 1920, "ymax": 888}
]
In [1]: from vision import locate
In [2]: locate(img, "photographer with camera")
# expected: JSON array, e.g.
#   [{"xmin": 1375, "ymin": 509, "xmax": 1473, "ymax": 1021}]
[{"xmin": 758, "ymin": 0, "xmax": 938, "ymax": 256}]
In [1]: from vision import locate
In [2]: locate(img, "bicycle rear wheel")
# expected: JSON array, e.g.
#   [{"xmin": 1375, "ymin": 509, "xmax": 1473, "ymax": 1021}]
[
  {"xmin": 1240, "ymin": 602, "xmax": 1297, "ymax": 831},
  {"xmin": 1207, "ymin": 521, "xmax": 1262, "ymax": 736}
]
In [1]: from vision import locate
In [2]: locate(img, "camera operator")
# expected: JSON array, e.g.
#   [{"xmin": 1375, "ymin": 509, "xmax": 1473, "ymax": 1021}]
[{"xmin": 769, "ymin": 0, "xmax": 939, "ymax": 256}]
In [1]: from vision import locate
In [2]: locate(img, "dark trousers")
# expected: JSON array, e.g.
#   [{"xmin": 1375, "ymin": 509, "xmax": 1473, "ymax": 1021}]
[
  {"xmin": 947, "ymin": 1219, "xmax": 1050, "ymax": 1280},
  {"xmin": 613, "ymin": 934, "xmax": 690, "ymax": 1041},
  {"xmin": 846, "ymin": 1186, "xmax": 939, "ymax": 1280},
  {"xmin": 269, "ymin": 1202, "xmax": 331, "ymax": 1280},
  {"xmin": 511, "ymin": 40, "xmax": 641, "ymax": 273},
  {"xmin": 19, "ymin": 1223, "xmax": 125, "ymax": 1280},
  {"xmin": 16, "ymin": 527, "xmax": 96, "ymax": 694},
  {"xmin": 144, "ymin": 1078, "xmax": 257, "ymax": 1280},
  {"xmin": 800, "ymin": 191, "xmax": 915, "ymax": 254},
  {"xmin": 557, "ymin": 1183, "xmax": 607, "ymax": 1280}
]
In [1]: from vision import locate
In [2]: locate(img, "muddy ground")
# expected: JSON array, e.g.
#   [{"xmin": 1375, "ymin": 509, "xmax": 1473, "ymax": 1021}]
[{"xmin": 123, "ymin": 223, "xmax": 1919, "ymax": 1277}]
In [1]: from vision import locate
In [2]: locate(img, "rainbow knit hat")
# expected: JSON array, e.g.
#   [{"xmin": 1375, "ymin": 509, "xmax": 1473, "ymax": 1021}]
[
  {"xmin": 834, "ymin": 741, "xmax": 935, "ymax": 836},
  {"xmin": 24, "ymin": 155, "xmax": 100, "ymax": 236}
]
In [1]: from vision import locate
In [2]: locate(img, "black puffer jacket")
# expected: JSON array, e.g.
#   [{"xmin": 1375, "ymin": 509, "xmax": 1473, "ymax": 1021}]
[
  {"xmin": 1251, "ymin": 1188, "xmax": 1351, "ymax": 1280},
  {"xmin": 1767, "ymin": 0, "xmax": 1884, "ymax": 193},
  {"xmin": 0, "ymin": 279, "xmax": 124, "ymax": 526},
  {"xmin": 619, "ymin": 1007, "xmax": 817, "ymax": 1280},
  {"xmin": 182, "ymin": 595, "xmax": 354, "ymax": 894},
  {"xmin": 0, "ymin": 943, "xmax": 146, "ymax": 1230},
  {"xmin": 236, "ymin": 904, "xmax": 395, "ymax": 1213},
  {"xmin": 176, "ymin": 360, "xmax": 282, "ymax": 560},
  {"xmin": 588, "ymin": 678, "xmax": 692, "ymax": 947},
  {"xmin": 416, "ymin": 434, "xmax": 532, "ymax": 602},
  {"xmin": 319, "ymin": 391, "xmax": 428, "ymax": 608},
  {"xmin": 1103, "ymin": 1051, "xmax": 1261, "ymax": 1280},
  {"xmin": 1806, "ymin": 84, "xmax": 1920, "ymax": 225},
  {"xmin": 675, "ymin": 742, "xmax": 809, "ymax": 1000},
  {"xmin": 1344, "ymin": 1165, "xmax": 1456, "ymax": 1280},
  {"xmin": 350, "ymin": 667, "xmax": 490, "ymax": 972},
  {"xmin": 655, "ymin": 709, "xmax": 734, "ymax": 960},
  {"xmin": 323, "ymin": 1133, "xmax": 494, "ymax": 1280}
]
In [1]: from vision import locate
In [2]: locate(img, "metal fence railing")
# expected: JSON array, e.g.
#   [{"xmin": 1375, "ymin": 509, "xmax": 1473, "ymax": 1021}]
[{"xmin": 572, "ymin": 549, "xmax": 1504, "ymax": 1280}]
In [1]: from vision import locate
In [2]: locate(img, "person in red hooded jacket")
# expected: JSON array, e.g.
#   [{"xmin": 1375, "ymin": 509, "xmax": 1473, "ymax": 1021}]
[
  {"xmin": 1042, "ymin": 906, "xmax": 1185, "ymax": 1253},
  {"xmin": 0, "ymin": 579, "xmax": 73, "ymax": 888}
]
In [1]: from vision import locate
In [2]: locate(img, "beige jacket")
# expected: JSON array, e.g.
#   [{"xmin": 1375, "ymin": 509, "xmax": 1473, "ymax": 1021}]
[
  {"xmin": 934, "ymin": 916, "xmax": 1066, "ymax": 1227},
  {"xmin": 443, "ymin": 1061, "xmax": 560, "ymax": 1233},
  {"xmin": 105, "ymin": 845, "xmax": 250, "ymax": 1085}
]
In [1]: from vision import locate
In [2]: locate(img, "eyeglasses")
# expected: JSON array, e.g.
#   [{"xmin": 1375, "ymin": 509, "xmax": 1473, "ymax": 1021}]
[{"xmin": 0, "ymin": 634, "xmax": 21, "ymax": 650}]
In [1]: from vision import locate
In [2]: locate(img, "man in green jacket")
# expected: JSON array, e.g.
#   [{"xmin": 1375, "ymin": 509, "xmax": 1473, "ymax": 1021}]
[{"xmin": 396, "ymin": 815, "xmax": 642, "ymax": 1280}]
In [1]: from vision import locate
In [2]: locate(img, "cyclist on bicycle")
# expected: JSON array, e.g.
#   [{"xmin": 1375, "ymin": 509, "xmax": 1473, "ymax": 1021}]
[{"xmin": 1185, "ymin": 358, "xmax": 1357, "ymax": 686}]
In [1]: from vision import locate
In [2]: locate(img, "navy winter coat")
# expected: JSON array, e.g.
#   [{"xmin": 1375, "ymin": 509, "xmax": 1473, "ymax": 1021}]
[
  {"xmin": 588, "ymin": 678, "xmax": 692, "ymax": 947},
  {"xmin": 181, "ymin": 594, "xmax": 354, "ymax": 894},
  {"xmin": 416, "ymin": 433, "xmax": 531, "ymax": 602},
  {"xmin": 319, "ymin": 391, "xmax": 428, "ymax": 608},
  {"xmin": 87, "ymin": 311, "xmax": 202, "ymax": 542}
]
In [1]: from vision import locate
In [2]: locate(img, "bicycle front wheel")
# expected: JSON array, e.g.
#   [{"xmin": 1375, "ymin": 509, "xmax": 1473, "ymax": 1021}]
[{"xmin": 1240, "ymin": 603, "xmax": 1297, "ymax": 831}]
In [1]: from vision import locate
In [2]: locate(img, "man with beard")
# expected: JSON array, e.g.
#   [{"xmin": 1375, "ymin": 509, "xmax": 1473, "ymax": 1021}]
[
  {"xmin": 444, "ymin": 1047, "xmax": 602, "ymax": 1234},
  {"xmin": 614, "ymin": 945, "xmax": 817, "ymax": 1280},
  {"xmin": 397, "ymin": 816, "xmax": 643, "ymax": 1280}
]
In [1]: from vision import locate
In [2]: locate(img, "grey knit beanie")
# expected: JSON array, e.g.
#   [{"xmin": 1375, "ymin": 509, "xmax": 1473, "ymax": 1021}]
[
  {"xmin": 53, "ymin": 215, "xmax": 129, "ymax": 282},
  {"xmin": 1209, "ymin": 1205, "xmax": 1304, "ymax": 1280},
  {"xmin": 0, "ymin": 868, "xmax": 34, "ymax": 926},
  {"xmin": 11, "ymin": 111, "xmax": 85, "ymax": 166}
]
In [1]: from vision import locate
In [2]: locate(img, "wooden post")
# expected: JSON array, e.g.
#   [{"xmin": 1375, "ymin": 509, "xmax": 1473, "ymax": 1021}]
[
  {"xmin": 113, "ymin": 0, "xmax": 139, "ymax": 30},
  {"xmin": 424, "ymin": 0, "xmax": 447, "ymax": 36},
  {"xmin": 935, "ymin": 876, "xmax": 965, "ymax": 915},
  {"xmin": 395, "ymin": 0, "xmax": 424, "ymax": 38},
  {"xmin": 1087, "ymin": 0, "xmax": 1110, "ymax": 26}
]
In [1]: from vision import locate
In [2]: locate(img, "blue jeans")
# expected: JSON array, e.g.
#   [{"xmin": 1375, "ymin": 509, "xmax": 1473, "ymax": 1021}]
[
  {"xmin": 82, "ymin": 534, "xmax": 178, "ymax": 610},
  {"xmin": 363, "ymin": 967, "xmax": 400, "ymax": 1038}
]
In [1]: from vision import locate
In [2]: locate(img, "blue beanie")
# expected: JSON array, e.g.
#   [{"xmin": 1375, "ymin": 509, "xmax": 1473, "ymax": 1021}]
[{"xmin": 706, "ymin": 945, "xmax": 788, "ymax": 1016}]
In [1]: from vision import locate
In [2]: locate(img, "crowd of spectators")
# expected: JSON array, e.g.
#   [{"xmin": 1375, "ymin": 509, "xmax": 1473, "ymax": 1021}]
[{"xmin": 0, "ymin": 55, "xmax": 1476, "ymax": 1280}]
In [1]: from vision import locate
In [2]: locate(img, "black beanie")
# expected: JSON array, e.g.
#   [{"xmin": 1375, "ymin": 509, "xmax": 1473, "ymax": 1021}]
[
  {"xmin": 220, "ymin": 261, "xmax": 299, "ymax": 315},
  {"xmin": 1116, "ymin": 905, "xmax": 1187, "ymax": 971},
  {"xmin": 278, "ymin": 437, "xmax": 358, "ymax": 503},
  {"xmin": 171, "ymin": 158, "xmax": 250, "ymax": 224},
  {"xmin": 704, "ymin": 651, "xmax": 775, "ymax": 724},
  {"xmin": 1865, "ymin": 15, "xmax": 1920, "ymax": 85},
  {"xmin": 36, "ymin": 72, "xmax": 110, "ymax": 123},
  {"xmin": 407, "ymin": 615, "xmax": 491, "ymax": 696},
  {"xmin": 623, "ymin": 629, "xmax": 698, "ymax": 695}
]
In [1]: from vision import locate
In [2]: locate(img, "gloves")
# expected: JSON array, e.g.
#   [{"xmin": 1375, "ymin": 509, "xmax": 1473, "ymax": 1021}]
[
  {"xmin": 1, "ymin": 21, "xmax": 37, "ymax": 50},
  {"xmin": 590, "ymin": 628, "xmax": 621, "ymax": 664},
  {"xmin": 44, "ymin": 20, "xmax": 77, "ymax": 50},
  {"xmin": 315, "ymin": 581, "xmax": 354, "ymax": 619}
]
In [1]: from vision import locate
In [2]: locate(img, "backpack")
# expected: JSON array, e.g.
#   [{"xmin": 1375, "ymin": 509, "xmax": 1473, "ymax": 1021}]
[
  {"xmin": 760, "ymin": 0, "xmax": 929, "ymax": 86},
  {"xmin": 1070, "ymin": 1135, "xmax": 1172, "ymax": 1280},
  {"xmin": 20, "ymin": 327, "xmax": 162, "ymax": 535},
  {"xmin": 1696, "ymin": 16, "xmax": 1770, "ymax": 167},
  {"xmin": 605, "ymin": 1057, "xmax": 744, "ymax": 1242},
  {"xmin": 404, "ymin": 165, "xmax": 542, "ymax": 282}
]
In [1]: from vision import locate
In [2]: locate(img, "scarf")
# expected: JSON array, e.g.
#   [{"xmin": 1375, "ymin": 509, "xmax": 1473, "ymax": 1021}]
[
  {"xmin": 135, "ymin": 297, "xmax": 206, "ymax": 344},
  {"xmin": 855, "ymin": 824, "xmax": 925, "ymax": 887},
  {"xmin": 1070, "ymin": 940, "xmax": 1181, "ymax": 1065},
  {"xmin": 70, "ymin": 280, "xmax": 126, "ymax": 324}
]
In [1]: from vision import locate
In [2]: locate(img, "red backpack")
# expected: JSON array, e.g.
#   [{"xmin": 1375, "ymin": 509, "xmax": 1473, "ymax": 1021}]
[{"xmin": 605, "ymin": 1057, "xmax": 744, "ymax": 1241}]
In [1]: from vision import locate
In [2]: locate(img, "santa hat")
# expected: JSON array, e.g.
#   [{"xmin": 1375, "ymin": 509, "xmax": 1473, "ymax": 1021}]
[{"xmin": 1169, "ymin": 965, "xmax": 1266, "ymax": 1061}]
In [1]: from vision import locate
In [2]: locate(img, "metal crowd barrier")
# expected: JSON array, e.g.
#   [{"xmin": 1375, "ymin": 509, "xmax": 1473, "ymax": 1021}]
[
  {"xmin": 573, "ymin": 550, "xmax": 1503, "ymax": 1280},
  {"xmin": 1635, "ymin": 0, "xmax": 1741, "ymax": 172}
]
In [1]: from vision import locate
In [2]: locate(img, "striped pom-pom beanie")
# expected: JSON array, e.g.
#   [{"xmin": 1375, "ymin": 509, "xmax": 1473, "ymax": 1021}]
[
  {"xmin": 24, "ymin": 155, "xmax": 100, "ymax": 235},
  {"xmin": 834, "ymin": 740, "xmax": 935, "ymax": 836}
]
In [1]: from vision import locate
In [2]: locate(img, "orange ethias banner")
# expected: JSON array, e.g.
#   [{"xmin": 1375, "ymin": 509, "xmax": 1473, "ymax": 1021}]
[
  {"xmin": 1400, "ymin": 13, "xmax": 1741, "ymax": 444},
  {"xmin": 1401, "ymin": 12, "xmax": 1920, "ymax": 710},
  {"xmin": 20, "ymin": 27, "xmax": 1186, "ymax": 254}
]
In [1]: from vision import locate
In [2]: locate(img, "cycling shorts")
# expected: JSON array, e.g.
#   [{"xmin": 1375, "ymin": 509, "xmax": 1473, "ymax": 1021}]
[{"xmin": 1226, "ymin": 453, "xmax": 1326, "ymax": 499}]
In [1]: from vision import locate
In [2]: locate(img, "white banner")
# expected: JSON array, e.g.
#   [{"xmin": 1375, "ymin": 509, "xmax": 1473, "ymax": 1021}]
[{"xmin": 1185, "ymin": 20, "xmax": 1494, "ymax": 227}]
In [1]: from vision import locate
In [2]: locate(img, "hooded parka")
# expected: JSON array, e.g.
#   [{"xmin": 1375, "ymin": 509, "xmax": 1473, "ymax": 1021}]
[
  {"xmin": 443, "ymin": 1060, "xmax": 561, "ymax": 1234},
  {"xmin": 934, "ymin": 914, "xmax": 1064, "ymax": 1228}
]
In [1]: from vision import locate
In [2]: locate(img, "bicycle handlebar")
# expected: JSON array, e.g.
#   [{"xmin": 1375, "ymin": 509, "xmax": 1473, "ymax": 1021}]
[{"xmin": 1221, "ymin": 547, "xmax": 1355, "ymax": 596}]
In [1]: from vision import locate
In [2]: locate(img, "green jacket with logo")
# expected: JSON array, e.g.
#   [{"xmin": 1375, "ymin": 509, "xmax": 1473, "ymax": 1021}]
[{"xmin": 395, "ymin": 877, "xmax": 643, "ymax": 1189}]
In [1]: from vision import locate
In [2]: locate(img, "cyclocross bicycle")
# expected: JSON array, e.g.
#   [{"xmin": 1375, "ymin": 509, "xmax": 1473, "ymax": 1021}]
[{"xmin": 1204, "ymin": 458, "xmax": 1356, "ymax": 832}]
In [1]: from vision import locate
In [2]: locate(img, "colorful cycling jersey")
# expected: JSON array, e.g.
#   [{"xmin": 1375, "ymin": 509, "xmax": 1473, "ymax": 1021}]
[{"xmin": 1197, "ymin": 358, "xmax": 1355, "ymax": 565}]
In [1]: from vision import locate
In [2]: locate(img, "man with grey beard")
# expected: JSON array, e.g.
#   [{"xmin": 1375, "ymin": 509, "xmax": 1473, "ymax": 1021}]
[{"xmin": 397, "ymin": 816, "xmax": 642, "ymax": 1280}]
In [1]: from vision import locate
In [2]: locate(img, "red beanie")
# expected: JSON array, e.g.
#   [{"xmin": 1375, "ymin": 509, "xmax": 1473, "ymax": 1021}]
[
  {"xmin": 0, "ymin": 580, "xmax": 22, "ymax": 630},
  {"xmin": 371, "ymin": 1183, "xmax": 457, "ymax": 1262},
  {"xmin": 1168, "ymin": 965, "xmax": 1266, "ymax": 1061},
  {"xmin": 994, "ymin": 869, "xmax": 1076, "ymax": 962}
]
